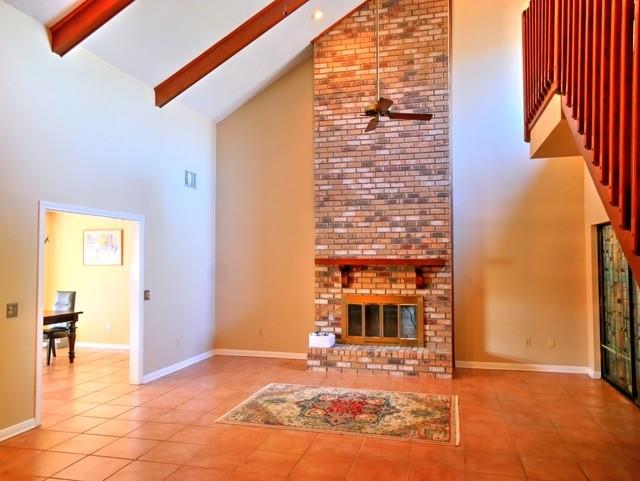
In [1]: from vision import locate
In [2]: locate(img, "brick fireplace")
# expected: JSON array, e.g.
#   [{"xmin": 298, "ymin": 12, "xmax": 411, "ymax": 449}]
[{"xmin": 308, "ymin": 0, "xmax": 452, "ymax": 378}]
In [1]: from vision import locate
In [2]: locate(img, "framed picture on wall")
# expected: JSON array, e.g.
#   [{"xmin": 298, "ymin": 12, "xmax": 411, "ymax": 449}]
[{"xmin": 83, "ymin": 230, "xmax": 123, "ymax": 266}]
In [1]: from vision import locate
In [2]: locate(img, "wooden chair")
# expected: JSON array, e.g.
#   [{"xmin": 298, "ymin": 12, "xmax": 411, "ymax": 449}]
[{"xmin": 44, "ymin": 291, "xmax": 76, "ymax": 365}]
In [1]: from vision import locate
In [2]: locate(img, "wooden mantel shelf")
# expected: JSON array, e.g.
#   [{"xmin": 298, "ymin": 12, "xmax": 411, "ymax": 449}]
[
  {"xmin": 315, "ymin": 258, "xmax": 445, "ymax": 267},
  {"xmin": 315, "ymin": 257, "xmax": 446, "ymax": 289}
]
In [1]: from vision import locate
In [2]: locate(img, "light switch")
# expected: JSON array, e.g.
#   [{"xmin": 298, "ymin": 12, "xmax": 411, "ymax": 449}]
[
  {"xmin": 184, "ymin": 170, "xmax": 197, "ymax": 189},
  {"xmin": 6, "ymin": 303, "xmax": 18, "ymax": 318}
]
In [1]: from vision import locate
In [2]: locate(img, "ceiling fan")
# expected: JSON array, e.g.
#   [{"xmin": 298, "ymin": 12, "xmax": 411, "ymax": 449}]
[{"xmin": 363, "ymin": 0, "xmax": 433, "ymax": 133}]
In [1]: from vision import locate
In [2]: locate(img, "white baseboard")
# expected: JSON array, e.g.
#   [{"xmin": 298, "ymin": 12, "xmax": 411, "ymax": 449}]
[
  {"xmin": 0, "ymin": 418, "xmax": 37, "ymax": 442},
  {"xmin": 456, "ymin": 360, "xmax": 591, "ymax": 375},
  {"xmin": 214, "ymin": 349, "xmax": 306, "ymax": 360},
  {"xmin": 76, "ymin": 342, "xmax": 130, "ymax": 350},
  {"xmin": 587, "ymin": 368, "xmax": 602, "ymax": 379},
  {"xmin": 142, "ymin": 350, "xmax": 214, "ymax": 384}
]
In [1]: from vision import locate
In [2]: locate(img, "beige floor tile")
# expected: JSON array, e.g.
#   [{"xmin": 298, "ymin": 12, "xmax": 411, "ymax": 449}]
[
  {"xmin": 82, "ymin": 404, "xmax": 134, "ymax": 419},
  {"xmin": 125, "ymin": 423, "xmax": 184, "ymax": 441},
  {"xmin": 104, "ymin": 460, "xmax": 179, "ymax": 480},
  {"xmin": 165, "ymin": 465, "xmax": 231, "ymax": 481},
  {"xmin": 86, "ymin": 420, "xmax": 144, "ymax": 437},
  {"xmin": 47, "ymin": 416, "xmax": 108, "ymax": 433},
  {"xmin": 51, "ymin": 433, "xmax": 119, "ymax": 455},
  {"xmin": 12, "ymin": 451, "xmax": 85, "ymax": 477},
  {"xmin": 93, "ymin": 437, "xmax": 160, "ymax": 459},
  {"xmin": 139, "ymin": 441, "xmax": 202, "ymax": 464},
  {"xmin": 2, "ymin": 429, "xmax": 77, "ymax": 450},
  {"xmin": 54, "ymin": 455, "xmax": 131, "ymax": 481}
]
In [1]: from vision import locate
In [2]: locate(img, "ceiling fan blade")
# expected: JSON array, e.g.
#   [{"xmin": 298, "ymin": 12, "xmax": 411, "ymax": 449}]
[
  {"xmin": 387, "ymin": 112, "xmax": 433, "ymax": 121},
  {"xmin": 365, "ymin": 116, "xmax": 379, "ymax": 132},
  {"xmin": 376, "ymin": 97, "xmax": 394, "ymax": 113}
]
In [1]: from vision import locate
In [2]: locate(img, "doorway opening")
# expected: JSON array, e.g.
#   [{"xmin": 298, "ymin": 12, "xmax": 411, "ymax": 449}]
[
  {"xmin": 35, "ymin": 201, "xmax": 144, "ymax": 425},
  {"xmin": 598, "ymin": 223, "xmax": 640, "ymax": 405}
]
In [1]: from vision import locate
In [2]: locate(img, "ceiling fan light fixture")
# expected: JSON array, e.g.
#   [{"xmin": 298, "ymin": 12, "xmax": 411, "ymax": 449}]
[{"xmin": 364, "ymin": 102, "xmax": 379, "ymax": 116}]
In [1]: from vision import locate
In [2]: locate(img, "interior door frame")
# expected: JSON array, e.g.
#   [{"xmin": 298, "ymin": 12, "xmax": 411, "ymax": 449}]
[
  {"xmin": 597, "ymin": 223, "xmax": 639, "ymax": 403},
  {"xmin": 35, "ymin": 201, "xmax": 145, "ymax": 425}
]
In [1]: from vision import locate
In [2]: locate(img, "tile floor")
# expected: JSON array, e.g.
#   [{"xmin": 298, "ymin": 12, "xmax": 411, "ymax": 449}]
[{"xmin": 1, "ymin": 347, "xmax": 639, "ymax": 480}]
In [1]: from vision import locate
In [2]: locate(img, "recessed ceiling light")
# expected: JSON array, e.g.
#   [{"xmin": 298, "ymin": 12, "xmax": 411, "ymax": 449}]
[{"xmin": 311, "ymin": 9, "xmax": 324, "ymax": 20}]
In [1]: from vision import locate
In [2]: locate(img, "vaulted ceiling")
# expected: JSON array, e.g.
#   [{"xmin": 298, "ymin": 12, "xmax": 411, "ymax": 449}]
[{"xmin": 6, "ymin": 0, "xmax": 364, "ymax": 120}]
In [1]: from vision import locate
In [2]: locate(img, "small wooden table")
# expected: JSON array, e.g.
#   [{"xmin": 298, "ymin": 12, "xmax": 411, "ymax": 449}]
[{"xmin": 43, "ymin": 310, "xmax": 83, "ymax": 363}]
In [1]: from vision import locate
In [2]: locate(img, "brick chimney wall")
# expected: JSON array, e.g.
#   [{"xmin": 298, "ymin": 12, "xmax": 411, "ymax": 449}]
[{"xmin": 313, "ymin": 0, "xmax": 452, "ymax": 374}]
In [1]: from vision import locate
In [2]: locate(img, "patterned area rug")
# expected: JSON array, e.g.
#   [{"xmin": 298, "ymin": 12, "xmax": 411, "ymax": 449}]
[{"xmin": 217, "ymin": 383, "xmax": 459, "ymax": 445}]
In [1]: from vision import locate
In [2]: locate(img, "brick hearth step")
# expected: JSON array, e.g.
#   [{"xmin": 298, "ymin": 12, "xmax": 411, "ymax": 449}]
[{"xmin": 307, "ymin": 344, "xmax": 452, "ymax": 379}]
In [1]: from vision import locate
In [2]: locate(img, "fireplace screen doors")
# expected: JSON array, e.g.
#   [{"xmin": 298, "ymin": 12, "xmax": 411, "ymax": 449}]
[{"xmin": 342, "ymin": 295, "xmax": 424, "ymax": 346}]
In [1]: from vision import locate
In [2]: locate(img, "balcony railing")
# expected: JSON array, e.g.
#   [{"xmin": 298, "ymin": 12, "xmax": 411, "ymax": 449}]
[{"xmin": 523, "ymin": 0, "xmax": 640, "ymax": 276}]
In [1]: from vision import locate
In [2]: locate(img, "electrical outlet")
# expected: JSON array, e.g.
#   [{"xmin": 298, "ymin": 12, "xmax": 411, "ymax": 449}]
[
  {"xmin": 258, "ymin": 328, "xmax": 264, "ymax": 336},
  {"xmin": 6, "ymin": 303, "xmax": 18, "ymax": 318},
  {"xmin": 524, "ymin": 337, "xmax": 532, "ymax": 347},
  {"xmin": 105, "ymin": 322, "xmax": 112, "ymax": 333},
  {"xmin": 547, "ymin": 338, "xmax": 556, "ymax": 348},
  {"xmin": 176, "ymin": 337, "xmax": 182, "ymax": 347},
  {"xmin": 144, "ymin": 290, "xmax": 151, "ymax": 301}
]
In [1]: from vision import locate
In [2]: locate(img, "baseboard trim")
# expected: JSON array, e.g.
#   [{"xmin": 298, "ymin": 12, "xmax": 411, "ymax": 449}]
[
  {"xmin": 142, "ymin": 350, "xmax": 214, "ymax": 384},
  {"xmin": 0, "ymin": 418, "xmax": 37, "ymax": 442},
  {"xmin": 214, "ymin": 349, "xmax": 307, "ymax": 360},
  {"xmin": 76, "ymin": 342, "xmax": 130, "ymax": 350},
  {"xmin": 587, "ymin": 368, "xmax": 602, "ymax": 379},
  {"xmin": 456, "ymin": 360, "xmax": 590, "ymax": 375}
]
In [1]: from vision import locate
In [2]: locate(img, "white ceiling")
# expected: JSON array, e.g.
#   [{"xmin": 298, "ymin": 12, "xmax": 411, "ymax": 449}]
[{"xmin": 5, "ymin": 0, "xmax": 365, "ymax": 121}]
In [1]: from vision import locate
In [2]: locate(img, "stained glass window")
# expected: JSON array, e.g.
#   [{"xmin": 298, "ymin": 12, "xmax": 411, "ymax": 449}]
[{"xmin": 599, "ymin": 224, "xmax": 634, "ymax": 395}]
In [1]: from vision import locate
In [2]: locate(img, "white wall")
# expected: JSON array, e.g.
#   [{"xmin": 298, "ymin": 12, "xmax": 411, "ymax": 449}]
[
  {"xmin": 0, "ymin": 2, "xmax": 215, "ymax": 431},
  {"xmin": 452, "ymin": 0, "xmax": 590, "ymax": 367},
  {"xmin": 583, "ymin": 165, "xmax": 608, "ymax": 375}
]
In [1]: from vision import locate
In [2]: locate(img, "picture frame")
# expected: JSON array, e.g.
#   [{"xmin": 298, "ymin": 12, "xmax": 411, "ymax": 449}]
[{"xmin": 83, "ymin": 229, "xmax": 123, "ymax": 266}]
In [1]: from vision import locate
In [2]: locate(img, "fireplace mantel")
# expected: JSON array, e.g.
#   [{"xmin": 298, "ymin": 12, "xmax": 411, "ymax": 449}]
[{"xmin": 315, "ymin": 257, "xmax": 446, "ymax": 289}]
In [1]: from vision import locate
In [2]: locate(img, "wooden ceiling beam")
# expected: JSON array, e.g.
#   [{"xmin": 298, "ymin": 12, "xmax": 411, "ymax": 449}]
[
  {"xmin": 154, "ymin": 0, "xmax": 309, "ymax": 108},
  {"xmin": 49, "ymin": 0, "xmax": 134, "ymax": 57}
]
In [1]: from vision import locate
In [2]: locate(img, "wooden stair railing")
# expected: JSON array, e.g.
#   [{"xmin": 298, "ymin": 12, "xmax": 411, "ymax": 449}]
[{"xmin": 523, "ymin": 0, "xmax": 640, "ymax": 281}]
